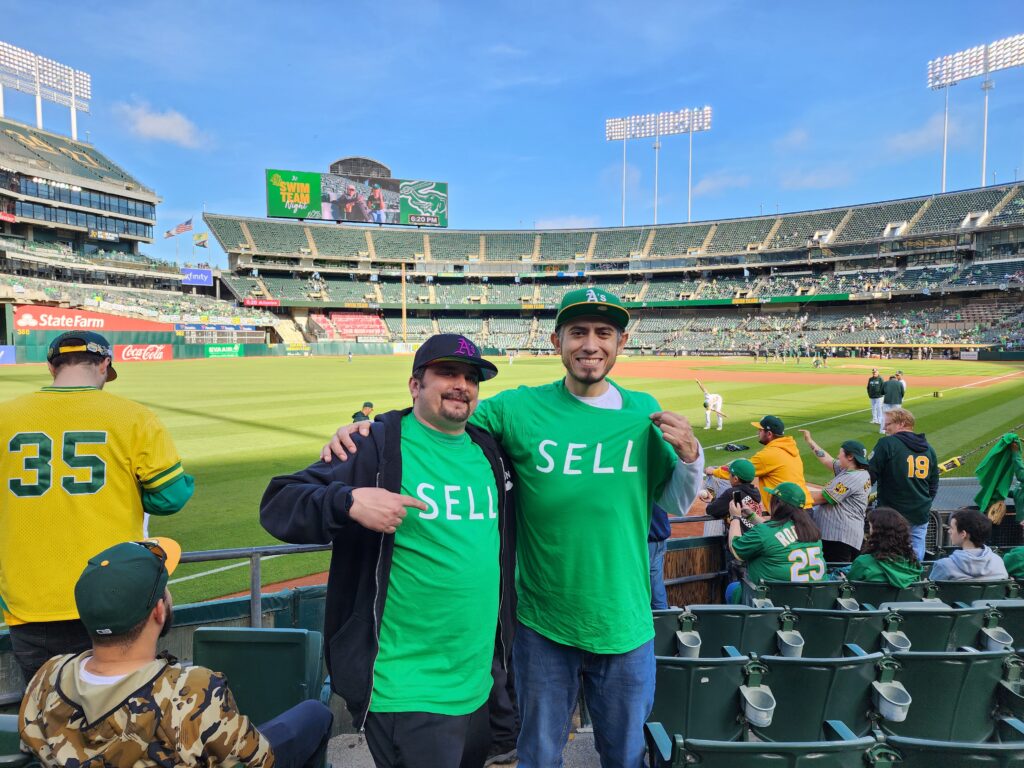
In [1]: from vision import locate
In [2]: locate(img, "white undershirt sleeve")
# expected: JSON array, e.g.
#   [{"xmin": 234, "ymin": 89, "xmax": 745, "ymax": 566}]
[{"xmin": 658, "ymin": 443, "xmax": 705, "ymax": 516}]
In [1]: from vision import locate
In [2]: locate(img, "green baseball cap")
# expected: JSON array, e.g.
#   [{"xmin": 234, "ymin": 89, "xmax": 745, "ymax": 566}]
[
  {"xmin": 841, "ymin": 440, "xmax": 870, "ymax": 466},
  {"xmin": 47, "ymin": 331, "xmax": 117, "ymax": 381},
  {"xmin": 362, "ymin": 401, "xmax": 373, "ymax": 408},
  {"xmin": 766, "ymin": 482, "xmax": 806, "ymax": 508},
  {"xmin": 555, "ymin": 287, "xmax": 629, "ymax": 330},
  {"xmin": 75, "ymin": 538, "xmax": 181, "ymax": 636},
  {"xmin": 751, "ymin": 415, "xmax": 785, "ymax": 435},
  {"xmin": 728, "ymin": 458, "xmax": 756, "ymax": 482}
]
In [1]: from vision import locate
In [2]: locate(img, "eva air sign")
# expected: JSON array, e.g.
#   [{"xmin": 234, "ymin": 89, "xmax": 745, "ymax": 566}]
[{"xmin": 205, "ymin": 344, "xmax": 241, "ymax": 358}]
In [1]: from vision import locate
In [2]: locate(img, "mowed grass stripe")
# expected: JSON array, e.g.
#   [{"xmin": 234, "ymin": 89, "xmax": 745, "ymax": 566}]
[{"xmin": 0, "ymin": 356, "xmax": 1020, "ymax": 604}]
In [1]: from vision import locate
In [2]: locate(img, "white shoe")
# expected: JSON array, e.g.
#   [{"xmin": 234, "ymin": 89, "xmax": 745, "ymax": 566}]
[
  {"xmin": 717, "ymin": 426, "xmax": 723, "ymax": 430},
  {"xmin": 704, "ymin": 426, "xmax": 710, "ymax": 430}
]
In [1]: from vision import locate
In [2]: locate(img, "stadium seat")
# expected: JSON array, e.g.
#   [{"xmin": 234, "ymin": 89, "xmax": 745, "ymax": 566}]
[
  {"xmin": 848, "ymin": 580, "xmax": 932, "ymax": 607},
  {"xmin": 790, "ymin": 607, "xmax": 888, "ymax": 657},
  {"xmin": 663, "ymin": 605, "xmax": 790, "ymax": 658},
  {"xmin": 884, "ymin": 649, "xmax": 1015, "ymax": 741},
  {"xmin": 880, "ymin": 602, "xmax": 989, "ymax": 652},
  {"xmin": 931, "ymin": 579, "xmax": 1018, "ymax": 606},
  {"xmin": 975, "ymin": 599, "xmax": 1024, "ymax": 653},
  {"xmin": 743, "ymin": 578, "xmax": 857, "ymax": 610},
  {"xmin": 192, "ymin": 627, "xmax": 324, "ymax": 726},
  {"xmin": 884, "ymin": 730, "xmax": 1024, "ymax": 768},
  {"xmin": 0, "ymin": 715, "xmax": 33, "ymax": 768},
  {"xmin": 752, "ymin": 648, "xmax": 885, "ymax": 740}
]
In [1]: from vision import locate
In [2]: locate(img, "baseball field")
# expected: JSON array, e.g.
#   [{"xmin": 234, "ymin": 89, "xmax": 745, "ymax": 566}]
[{"xmin": 2, "ymin": 354, "xmax": 1022, "ymax": 607}]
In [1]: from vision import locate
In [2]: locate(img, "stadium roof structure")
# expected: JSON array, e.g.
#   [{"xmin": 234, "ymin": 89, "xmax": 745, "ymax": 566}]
[{"xmin": 0, "ymin": 116, "xmax": 155, "ymax": 197}]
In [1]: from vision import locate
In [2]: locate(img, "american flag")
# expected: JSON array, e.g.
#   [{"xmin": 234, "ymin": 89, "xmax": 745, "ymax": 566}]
[{"xmin": 164, "ymin": 218, "xmax": 193, "ymax": 239}]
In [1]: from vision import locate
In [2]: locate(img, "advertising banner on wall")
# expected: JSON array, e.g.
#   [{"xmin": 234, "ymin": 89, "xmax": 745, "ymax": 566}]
[
  {"xmin": 13, "ymin": 305, "xmax": 172, "ymax": 332},
  {"xmin": 181, "ymin": 268, "xmax": 213, "ymax": 286},
  {"xmin": 205, "ymin": 344, "xmax": 241, "ymax": 358},
  {"xmin": 114, "ymin": 344, "xmax": 174, "ymax": 362},
  {"xmin": 243, "ymin": 298, "xmax": 280, "ymax": 307},
  {"xmin": 266, "ymin": 168, "xmax": 448, "ymax": 227}
]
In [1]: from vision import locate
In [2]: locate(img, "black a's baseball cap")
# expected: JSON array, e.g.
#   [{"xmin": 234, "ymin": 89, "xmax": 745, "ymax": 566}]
[
  {"xmin": 751, "ymin": 414, "xmax": 785, "ymax": 435},
  {"xmin": 413, "ymin": 334, "xmax": 498, "ymax": 381},
  {"xmin": 47, "ymin": 331, "xmax": 117, "ymax": 381}
]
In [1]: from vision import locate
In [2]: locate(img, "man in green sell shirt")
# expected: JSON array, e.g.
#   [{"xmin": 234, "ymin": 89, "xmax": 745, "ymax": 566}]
[
  {"xmin": 869, "ymin": 407, "xmax": 939, "ymax": 562},
  {"xmin": 324, "ymin": 288, "xmax": 704, "ymax": 768},
  {"xmin": 262, "ymin": 334, "xmax": 514, "ymax": 768}
]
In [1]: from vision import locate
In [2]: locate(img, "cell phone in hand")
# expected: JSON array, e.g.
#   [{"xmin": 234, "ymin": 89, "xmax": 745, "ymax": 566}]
[{"xmin": 732, "ymin": 490, "xmax": 742, "ymax": 505}]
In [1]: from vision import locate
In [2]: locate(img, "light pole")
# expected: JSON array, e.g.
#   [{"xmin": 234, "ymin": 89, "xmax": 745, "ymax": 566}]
[
  {"xmin": 0, "ymin": 41, "xmax": 92, "ymax": 140},
  {"xmin": 928, "ymin": 34, "xmax": 1024, "ymax": 192},
  {"xmin": 605, "ymin": 106, "xmax": 712, "ymax": 226}
]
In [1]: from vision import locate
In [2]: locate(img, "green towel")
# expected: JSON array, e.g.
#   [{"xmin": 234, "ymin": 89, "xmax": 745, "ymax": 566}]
[{"xmin": 973, "ymin": 433, "xmax": 1024, "ymax": 520}]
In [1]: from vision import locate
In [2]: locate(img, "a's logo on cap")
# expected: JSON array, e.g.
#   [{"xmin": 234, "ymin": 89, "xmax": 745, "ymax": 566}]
[
  {"xmin": 455, "ymin": 338, "xmax": 476, "ymax": 356},
  {"xmin": 584, "ymin": 289, "xmax": 608, "ymax": 303}
]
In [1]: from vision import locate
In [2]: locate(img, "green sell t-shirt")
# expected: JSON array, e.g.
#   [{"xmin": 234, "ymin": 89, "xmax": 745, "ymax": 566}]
[
  {"xmin": 471, "ymin": 378, "xmax": 677, "ymax": 654},
  {"xmin": 370, "ymin": 414, "xmax": 500, "ymax": 715},
  {"xmin": 732, "ymin": 521, "xmax": 826, "ymax": 586}
]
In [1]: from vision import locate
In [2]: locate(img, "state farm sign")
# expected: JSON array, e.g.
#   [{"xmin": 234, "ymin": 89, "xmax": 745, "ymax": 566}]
[
  {"xmin": 14, "ymin": 305, "xmax": 171, "ymax": 332},
  {"xmin": 114, "ymin": 344, "xmax": 173, "ymax": 362}
]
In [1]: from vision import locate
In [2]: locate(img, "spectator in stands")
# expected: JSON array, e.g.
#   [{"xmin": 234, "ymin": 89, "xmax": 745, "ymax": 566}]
[
  {"xmin": 352, "ymin": 401, "xmax": 373, "ymax": 422},
  {"xmin": 339, "ymin": 184, "xmax": 371, "ymax": 222},
  {"xmin": 847, "ymin": 507, "xmax": 923, "ymax": 586},
  {"xmin": 0, "ymin": 332, "xmax": 194, "ymax": 684},
  {"xmin": 261, "ymin": 334, "xmax": 513, "ymax": 768},
  {"xmin": 869, "ymin": 408, "xmax": 938, "ymax": 562},
  {"xmin": 322, "ymin": 290, "xmax": 704, "ymax": 768},
  {"xmin": 704, "ymin": 459, "xmax": 762, "ymax": 531},
  {"xmin": 648, "ymin": 504, "xmax": 671, "ymax": 610},
  {"xmin": 368, "ymin": 183, "xmax": 386, "ymax": 224},
  {"xmin": 725, "ymin": 482, "xmax": 824, "ymax": 604},
  {"xmin": 929, "ymin": 509, "xmax": 1008, "ymax": 581},
  {"xmin": 706, "ymin": 415, "xmax": 812, "ymax": 511},
  {"xmin": 800, "ymin": 431, "xmax": 872, "ymax": 563},
  {"xmin": 880, "ymin": 375, "xmax": 904, "ymax": 434},
  {"xmin": 18, "ymin": 538, "xmax": 333, "ymax": 768}
]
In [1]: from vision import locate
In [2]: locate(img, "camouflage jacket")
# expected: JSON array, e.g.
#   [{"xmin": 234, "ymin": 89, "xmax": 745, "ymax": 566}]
[{"xmin": 19, "ymin": 652, "xmax": 274, "ymax": 767}]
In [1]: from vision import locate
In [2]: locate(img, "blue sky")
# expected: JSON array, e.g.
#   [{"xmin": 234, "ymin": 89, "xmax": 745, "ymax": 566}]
[{"xmin": 4, "ymin": 1, "xmax": 1024, "ymax": 266}]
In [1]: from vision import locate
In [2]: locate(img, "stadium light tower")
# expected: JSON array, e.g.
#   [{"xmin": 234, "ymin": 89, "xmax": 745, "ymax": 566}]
[
  {"xmin": 605, "ymin": 106, "xmax": 712, "ymax": 225},
  {"xmin": 928, "ymin": 34, "xmax": 1024, "ymax": 190},
  {"xmin": 0, "ymin": 41, "xmax": 92, "ymax": 140}
]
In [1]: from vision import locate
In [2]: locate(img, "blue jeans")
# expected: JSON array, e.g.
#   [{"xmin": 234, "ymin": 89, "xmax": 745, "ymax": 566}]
[
  {"xmin": 910, "ymin": 522, "xmax": 928, "ymax": 562},
  {"xmin": 513, "ymin": 623, "xmax": 655, "ymax": 768},
  {"xmin": 260, "ymin": 699, "xmax": 333, "ymax": 768},
  {"xmin": 649, "ymin": 540, "xmax": 668, "ymax": 610}
]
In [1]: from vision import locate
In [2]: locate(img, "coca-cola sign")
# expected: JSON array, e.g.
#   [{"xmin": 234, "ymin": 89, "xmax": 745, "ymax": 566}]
[{"xmin": 114, "ymin": 344, "xmax": 174, "ymax": 362}]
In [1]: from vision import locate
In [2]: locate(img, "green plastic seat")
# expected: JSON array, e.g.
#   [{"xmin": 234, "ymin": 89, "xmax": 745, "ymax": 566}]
[
  {"xmin": 932, "ymin": 580, "xmax": 1017, "ymax": 607},
  {"xmin": 848, "ymin": 580, "xmax": 931, "ymax": 607},
  {"xmin": 791, "ymin": 608, "xmax": 887, "ymax": 657},
  {"xmin": 975, "ymin": 599, "xmax": 1024, "ymax": 652},
  {"xmin": 192, "ymin": 627, "xmax": 324, "ymax": 726},
  {"xmin": 753, "ymin": 649, "xmax": 884, "ymax": 740},
  {"xmin": 885, "ymin": 649, "xmax": 1013, "ymax": 741},
  {"xmin": 0, "ymin": 714, "xmax": 34, "ymax": 768},
  {"xmin": 647, "ymin": 719, "xmax": 875, "ymax": 768},
  {"xmin": 647, "ymin": 653, "xmax": 748, "ymax": 747},
  {"xmin": 653, "ymin": 609, "xmax": 684, "ymax": 656},
  {"xmin": 670, "ymin": 605, "xmax": 789, "ymax": 658},
  {"xmin": 880, "ymin": 602, "xmax": 988, "ymax": 652},
  {"xmin": 743, "ymin": 578, "xmax": 854, "ymax": 610},
  {"xmin": 885, "ymin": 727, "xmax": 1024, "ymax": 768}
]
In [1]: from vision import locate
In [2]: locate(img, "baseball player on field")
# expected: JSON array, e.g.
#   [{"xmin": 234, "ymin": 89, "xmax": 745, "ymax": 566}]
[
  {"xmin": 0, "ymin": 331, "xmax": 194, "ymax": 684},
  {"xmin": 703, "ymin": 391, "xmax": 724, "ymax": 430}
]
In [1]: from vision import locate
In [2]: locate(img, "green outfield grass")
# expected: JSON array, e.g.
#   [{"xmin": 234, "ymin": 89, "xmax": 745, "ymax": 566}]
[{"xmin": 1, "ymin": 354, "xmax": 1022, "ymax": 606}]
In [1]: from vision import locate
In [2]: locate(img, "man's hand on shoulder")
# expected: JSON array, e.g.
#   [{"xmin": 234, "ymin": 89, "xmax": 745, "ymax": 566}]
[
  {"xmin": 321, "ymin": 421, "xmax": 372, "ymax": 463},
  {"xmin": 349, "ymin": 488, "xmax": 427, "ymax": 533},
  {"xmin": 650, "ymin": 411, "xmax": 700, "ymax": 463}
]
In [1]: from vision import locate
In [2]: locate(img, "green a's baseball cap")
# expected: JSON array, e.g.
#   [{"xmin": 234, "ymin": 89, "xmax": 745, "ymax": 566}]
[
  {"xmin": 841, "ymin": 440, "xmax": 870, "ymax": 466},
  {"xmin": 766, "ymin": 482, "xmax": 806, "ymax": 508},
  {"xmin": 728, "ymin": 458, "xmax": 756, "ymax": 482},
  {"xmin": 75, "ymin": 538, "xmax": 181, "ymax": 636},
  {"xmin": 362, "ymin": 401, "xmax": 374, "ymax": 408},
  {"xmin": 751, "ymin": 415, "xmax": 785, "ymax": 435},
  {"xmin": 555, "ymin": 287, "xmax": 629, "ymax": 330},
  {"xmin": 47, "ymin": 331, "xmax": 117, "ymax": 381}
]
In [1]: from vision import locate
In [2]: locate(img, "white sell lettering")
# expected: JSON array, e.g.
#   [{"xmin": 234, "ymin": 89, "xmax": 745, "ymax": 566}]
[
  {"xmin": 417, "ymin": 483, "xmax": 439, "ymax": 519},
  {"xmin": 487, "ymin": 486, "xmax": 496, "ymax": 518},
  {"xmin": 445, "ymin": 485, "xmax": 461, "ymax": 520},
  {"xmin": 622, "ymin": 440, "xmax": 638, "ymax": 473},
  {"xmin": 468, "ymin": 486, "xmax": 483, "ymax": 520},
  {"xmin": 593, "ymin": 443, "xmax": 613, "ymax": 474},
  {"xmin": 536, "ymin": 440, "xmax": 557, "ymax": 473},
  {"xmin": 563, "ymin": 443, "xmax": 585, "ymax": 475}
]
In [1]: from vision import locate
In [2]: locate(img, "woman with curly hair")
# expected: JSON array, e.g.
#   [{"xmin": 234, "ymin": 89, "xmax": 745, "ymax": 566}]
[{"xmin": 847, "ymin": 507, "xmax": 924, "ymax": 586}]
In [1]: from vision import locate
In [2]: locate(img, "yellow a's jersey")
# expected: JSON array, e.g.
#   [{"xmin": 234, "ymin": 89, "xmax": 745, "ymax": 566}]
[{"xmin": 0, "ymin": 387, "xmax": 185, "ymax": 624}]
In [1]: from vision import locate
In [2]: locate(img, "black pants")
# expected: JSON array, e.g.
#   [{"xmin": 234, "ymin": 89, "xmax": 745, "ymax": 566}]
[
  {"xmin": 260, "ymin": 699, "xmax": 334, "ymax": 768},
  {"xmin": 365, "ymin": 702, "xmax": 489, "ymax": 768},
  {"xmin": 823, "ymin": 540, "xmax": 860, "ymax": 564},
  {"xmin": 9, "ymin": 619, "xmax": 92, "ymax": 684},
  {"xmin": 488, "ymin": 647, "xmax": 519, "ymax": 747}
]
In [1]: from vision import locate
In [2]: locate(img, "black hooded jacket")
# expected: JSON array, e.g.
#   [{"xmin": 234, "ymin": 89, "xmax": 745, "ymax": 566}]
[{"xmin": 259, "ymin": 408, "xmax": 515, "ymax": 727}]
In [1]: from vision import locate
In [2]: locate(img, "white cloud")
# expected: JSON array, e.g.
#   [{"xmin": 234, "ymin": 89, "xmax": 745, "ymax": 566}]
[
  {"xmin": 482, "ymin": 73, "xmax": 562, "ymax": 91},
  {"xmin": 113, "ymin": 101, "xmax": 206, "ymax": 149},
  {"xmin": 775, "ymin": 128, "xmax": 809, "ymax": 151},
  {"xmin": 485, "ymin": 43, "xmax": 528, "ymax": 57},
  {"xmin": 692, "ymin": 171, "xmax": 751, "ymax": 197},
  {"xmin": 534, "ymin": 215, "xmax": 601, "ymax": 229},
  {"xmin": 885, "ymin": 113, "xmax": 962, "ymax": 156},
  {"xmin": 780, "ymin": 165, "xmax": 852, "ymax": 190}
]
